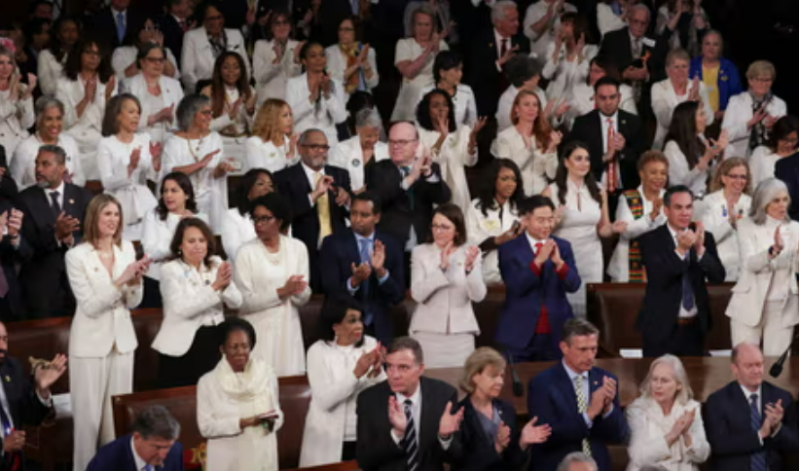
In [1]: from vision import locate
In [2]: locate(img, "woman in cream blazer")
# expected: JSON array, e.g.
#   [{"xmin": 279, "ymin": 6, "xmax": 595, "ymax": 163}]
[
  {"xmin": 652, "ymin": 70, "xmax": 713, "ymax": 150},
  {"xmin": 252, "ymin": 11, "xmax": 302, "ymax": 107},
  {"xmin": 327, "ymin": 125, "xmax": 390, "ymax": 193},
  {"xmin": 726, "ymin": 178, "xmax": 798, "ymax": 357},
  {"xmin": 410, "ymin": 204, "xmax": 487, "ymax": 369}
]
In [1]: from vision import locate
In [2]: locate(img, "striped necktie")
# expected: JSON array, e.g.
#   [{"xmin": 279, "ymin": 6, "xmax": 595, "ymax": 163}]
[
  {"xmin": 403, "ymin": 399, "xmax": 419, "ymax": 471},
  {"xmin": 750, "ymin": 394, "xmax": 767, "ymax": 471},
  {"xmin": 574, "ymin": 375, "xmax": 592, "ymax": 457}
]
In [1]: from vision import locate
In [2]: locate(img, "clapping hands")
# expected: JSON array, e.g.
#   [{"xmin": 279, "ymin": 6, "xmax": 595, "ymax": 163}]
[{"xmin": 519, "ymin": 417, "xmax": 552, "ymax": 449}]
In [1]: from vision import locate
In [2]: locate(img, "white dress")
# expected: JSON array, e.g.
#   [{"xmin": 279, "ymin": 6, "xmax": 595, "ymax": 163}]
[
  {"xmin": 548, "ymin": 180, "xmax": 603, "ymax": 318},
  {"xmin": 286, "ymin": 73, "xmax": 347, "ymax": 146},
  {"xmin": 391, "ymin": 38, "xmax": 449, "ymax": 121},
  {"xmin": 697, "ymin": 189, "xmax": 752, "ymax": 282},
  {"xmin": 749, "ymin": 146, "xmax": 783, "ymax": 188},
  {"xmin": 161, "ymin": 132, "xmax": 228, "ymax": 233},
  {"xmin": 252, "ymin": 39, "xmax": 302, "ymax": 107},
  {"xmin": 111, "ymin": 46, "xmax": 180, "ymax": 81},
  {"xmin": 244, "ymin": 135, "xmax": 298, "ymax": 173},
  {"xmin": 491, "ymin": 126, "xmax": 558, "ymax": 196},
  {"xmin": 465, "ymin": 198, "xmax": 520, "ymax": 286},
  {"xmin": 141, "ymin": 209, "xmax": 210, "ymax": 281},
  {"xmin": 418, "ymin": 84, "xmax": 478, "ymax": 127},
  {"xmin": 209, "ymin": 86, "xmax": 255, "ymax": 175},
  {"xmin": 418, "ymin": 126, "xmax": 477, "ymax": 212},
  {"xmin": 234, "ymin": 236, "xmax": 312, "ymax": 377},
  {"xmin": 0, "ymin": 88, "xmax": 34, "ymax": 156},
  {"xmin": 96, "ymin": 133, "xmax": 159, "ymax": 241},
  {"xmin": 221, "ymin": 208, "xmax": 256, "ymax": 263},
  {"xmin": 37, "ymin": 49, "xmax": 67, "ymax": 97},
  {"xmin": 11, "ymin": 133, "xmax": 85, "ymax": 189},
  {"xmin": 607, "ymin": 187, "xmax": 667, "ymax": 282}
]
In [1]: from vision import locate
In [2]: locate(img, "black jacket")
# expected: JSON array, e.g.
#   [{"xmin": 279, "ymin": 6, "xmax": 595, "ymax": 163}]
[
  {"xmin": 465, "ymin": 28, "xmax": 530, "ymax": 117},
  {"xmin": 89, "ymin": 7, "xmax": 145, "ymax": 50},
  {"xmin": 451, "ymin": 396, "xmax": 528, "ymax": 471}
]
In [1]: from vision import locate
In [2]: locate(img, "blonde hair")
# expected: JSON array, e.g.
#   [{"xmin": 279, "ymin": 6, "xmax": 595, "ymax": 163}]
[
  {"xmin": 459, "ymin": 347, "xmax": 506, "ymax": 394},
  {"xmin": 709, "ymin": 157, "xmax": 751, "ymax": 194},
  {"xmin": 83, "ymin": 194, "xmax": 123, "ymax": 248},
  {"xmin": 746, "ymin": 60, "xmax": 776, "ymax": 81},
  {"xmin": 639, "ymin": 355, "xmax": 694, "ymax": 406},
  {"xmin": 252, "ymin": 99, "xmax": 291, "ymax": 145}
]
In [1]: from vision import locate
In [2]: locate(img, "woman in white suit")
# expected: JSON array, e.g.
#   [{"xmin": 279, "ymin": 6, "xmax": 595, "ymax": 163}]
[
  {"xmin": 727, "ymin": 178, "xmax": 798, "ymax": 357},
  {"xmin": 122, "ymin": 44, "xmax": 184, "ymax": 145},
  {"xmin": 198, "ymin": 318, "xmax": 284, "ymax": 471},
  {"xmin": 626, "ymin": 355, "xmax": 710, "ymax": 471},
  {"xmin": 541, "ymin": 13, "xmax": 598, "ymax": 105},
  {"xmin": 153, "ymin": 217, "xmax": 242, "ymax": 389},
  {"xmin": 410, "ymin": 204, "xmax": 487, "ymax": 368},
  {"xmin": 749, "ymin": 116, "xmax": 798, "ymax": 188},
  {"xmin": 181, "ymin": 3, "xmax": 249, "ymax": 94},
  {"xmin": 235, "ymin": 193, "xmax": 311, "ymax": 377},
  {"xmin": 252, "ymin": 11, "xmax": 302, "ymax": 107},
  {"xmin": 286, "ymin": 41, "xmax": 347, "ymax": 146},
  {"xmin": 722, "ymin": 61, "xmax": 787, "ymax": 159},
  {"xmin": 66, "ymin": 194, "xmax": 151, "ymax": 471},
  {"xmin": 697, "ymin": 158, "xmax": 752, "ymax": 281},
  {"xmin": 652, "ymin": 49, "xmax": 713, "ymax": 150},
  {"xmin": 416, "ymin": 89, "xmax": 482, "ymax": 212},
  {"xmin": 0, "ymin": 46, "xmax": 35, "ymax": 157},
  {"xmin": 245, "ymin": 99, "xmax": 298, "ymax": 173},
  {"xmin": 221, "ymin": 168, "xmax": 274, "ymax": 262},
  {"xmin": 328, "ymin": 109, "xmax": 389, "ymax": 193},
  {"xmin": 325, "ymin": 17, "xmax": 379, "ymax": 104},
  {"xmin": 299, "ymin": 298, "xmax": 386, "ymax": 467},
  {"xmin": 37, "ymin": 17, "xmax": 79, "ymax": 97},
  {"xmin": 418, "ymin": 52, "xmax": 477, "ymax": 127}
]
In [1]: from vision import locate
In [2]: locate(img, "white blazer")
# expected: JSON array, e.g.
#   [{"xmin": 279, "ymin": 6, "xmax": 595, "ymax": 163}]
[
  {"xmin": 726, "ymin": 218, "xmax": 799, "ymax": 328},
  {"xmin": 181, "ymin": 27, "xmax": 250, "ymax": 94},
  {"xmin": 663, "ymin": 140, "xmax": 713, "ymax": 196},
  {"xmin": 244, "ymin": 135, "xmax": 298, "ymax": 173},
  {"xmin": 418, "ymin": 84, "xmax": 478, "ymax": 127},
  {"xmin": 122, "ymin": 73, "xmax": 184, "ymax": 137},
  {"xmin": 141, "ymin": 210, "xmax": 210, "ymax": 280},
  {"xmin": 220, "ymin": 208, "xmax": 256, "ymax": 263},
  {"xmin": 11, "ymin": 133, "xmax": 85, "ymax": 190},
  {"xmin": 299, "ymin": 337, "xmax": 386, "ymax": 467},
  {"xmin": 252, "ymin": 39, "xmax": 302, "ymax": 106},
  {"xmin": 607, "ymin": 188, "xmax": 667, "ymax": 282},
  {"xmin": 152, "ymin": 256, "xmax": 243, "ymax": 357},
  {"xmin": 409, "ymin": 244, "xmax": 487, "ymax": 335},
  {"xmin": 722, "ymin": 92, "xmax": 787, "ymax": 159},
  {"xmin": 112, "ymin": 46, "xmax": 180, "ymax": 81},
  {"xmin": 749, "ymin": 146, "xmax": 781, "ymax": 188},
  {"xmin": 286, "ymin": 73, "xmax": 347, "ymax": 146},
  {"xmin": 596, "ymin": 3, "xmax": 627, "ymax": 39},
  {"xmin": 324, "ymin": 44, "xmax": 380, "ymax": 102},
  {"xmin": 491, "ymin": 126, "xmax": 558, "ymax": 196},
  {"xmin": 66, "ymin": 241, "xmax": 142, "ymax": 358},
  {"xmin": 696, "ymin": 190, "xmax": 752, "ymax": 281},
  {"xmin": 465, "ymin": 198, "xmax": 520, "ymax": 286},
  {"xmin": 37, "ymin": 49, "xmax": 66, "ymax": 97},
  {"xmin": 626, "ymin": 397, "xmax": 710, "ymax": 471},
  {"xmin": 651, "ymin": 78, "xmax": 713, "ymax": 150},
  {"xmin": 0, "ymin": 90, "xmax": 34, "ymax": 156},
  {"xmin": 327, "ymin": 134, "xmax": 390, "ymax": 192},
  {"xmin": 418, "ymin": 126, "xmax": 478, "ymax": 212}
]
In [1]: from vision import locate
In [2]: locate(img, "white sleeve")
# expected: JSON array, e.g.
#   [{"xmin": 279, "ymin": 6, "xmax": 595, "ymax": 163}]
[
  {"xmin": 234, "ymin": 246, "xmax": 285, "ymax": 312},
  {"xmin": 197, "ymin": 378, "xmax": 242, "ymax": 438},
  {"xmin": 626, "ymin": 403, "xmax": 673, "ymax": 467},
  {"xmin": 160, "ymin": 262, "xmax": 225, "ymax": 321},
  {"xmin": 306, "ymin": 345, "xmax": 362, "ymax": 412},
  {"xmin": 65, "ymin": 248, "xmax": 125, "ymax": 319}
]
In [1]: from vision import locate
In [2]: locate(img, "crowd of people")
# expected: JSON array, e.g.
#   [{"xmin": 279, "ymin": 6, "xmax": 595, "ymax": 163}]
[{"xmin": 0, "ymin": 0, "xmax": 797, "ymax": 470}]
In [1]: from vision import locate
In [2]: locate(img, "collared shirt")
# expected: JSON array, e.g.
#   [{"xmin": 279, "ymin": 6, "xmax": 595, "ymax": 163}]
[
  {"xmin": 494, "ymin": 28, "xmax": 510, "ymax": 62},
  {"xmin": 347, "ymin": 231, "xmax": 391, "ymax": 293},
  {"xmin": 112, "ymin": 8, "xmax": 127, "ymax": 29},
  {"xmin": 130, "ymin": 436, "xmax": 150, "ymax": 471},
  {"xmin": 740, "ymin": 384, "xmax": 763, "ymax": 415},
  {"xmin": 562, "ymin": 361, "xmax": 594, "ymax": 427},
  {"xmin": 525, "ymin": 232, "xmax": 548, "ymax": 255},
  {"xmin": 47, "ymin": 181, "xmax": 66, "ymax": 211},
  {"xmin": 390, "ymin": 383, "xmax": 453, "ymax": 450},
  {"xmin": 302, "ymin": 162, "xmax": 327, "ymax": 207},
  {"xmin": 666, "ymin": 224, "xmax": 700, "ymax": 319},
  {"xmin": 600, "ymin": 111, "xmax": 622, "ymax": 190}
]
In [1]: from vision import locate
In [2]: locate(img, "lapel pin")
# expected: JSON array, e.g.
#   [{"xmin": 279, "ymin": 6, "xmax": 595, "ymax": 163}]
[{"xmin": 4, "ymin": 376, "xmax": 10, "ymax": 383}]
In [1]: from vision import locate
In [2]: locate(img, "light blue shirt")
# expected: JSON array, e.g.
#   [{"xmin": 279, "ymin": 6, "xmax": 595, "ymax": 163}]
[{"xmin": 346, "ymin": 232, "xmax": 390, "ymax": 293}]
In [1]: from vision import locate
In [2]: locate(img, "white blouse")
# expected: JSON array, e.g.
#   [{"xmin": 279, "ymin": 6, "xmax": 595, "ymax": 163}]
[
  {"xmin": 697, "ymin": 189, "xmax": 752, "ymax": 282},
  {"xmin": 244, "ymin": 135, "xmax": 296, "ymax": 174},
  {"xmin": 111, "ymin": 46, "xmax": 180, "ymax": 81},
  {"xmin": 286, "ymin": 73, "xmax": 347, "ymax": 146},
  {"xmin": 418, "ymin": 126, "xmax": 478, "ymax": 212},
  {"xmin": 11, "ymin": 133, "xmax": 85, "ymax": 189},
  {"xmin": 391, "ymin": 38, "xmax": 449, "ymax": 122},
  {"xmin": 221, "ymin": 208, "xmax": 257, "ymax": 263},
  {"xmin": 418, "ymin": 84, "xmax": 478, "ymax": 128},
  {"xmin": 327, "ymin": 134, "xmax": 390, "ymax": 193},
  {"xmin": 491, "ymin": 126, "xmax": 558, "ymax": 196},
  {"xmin": 749, "ymin": 146, "xmax": 784, "ymax": 188},
  {"xmin": 252, "ymin": 39, "xmax": 303, "ymax": 107},
  {"xmin": 664, "ymin": 140, "xmax": 713, "ymax": 197},
  {"xmin": 0, "ymin": 88, "xmax": 34, "ymax": 156},
  {"xmin": 607, "ymin": 187, "xmax": 667, "ymax": 282},
  {"xmin": 465, "ymin": 198, "xmax": 520, "ymax": 286},
  {"xmin": 140, "ymin": 209, "xmax": 210, "ymax": 281}
]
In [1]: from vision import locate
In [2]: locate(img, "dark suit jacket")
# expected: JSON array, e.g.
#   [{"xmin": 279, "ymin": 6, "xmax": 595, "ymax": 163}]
[
  {"xmin": 319, "ymin": 229, "xmax": 405, "ymax": 344},
  {"xmin": 0, "ymin": 200, "xmax": 29, "ymax": 322},
  {"xmin": 636, "ymin": 225, "xmax": 726, "ymax": 345},
  {"xmin": 90, "ymin": 7, "xmax": 145, "ymax": 50},
  {"xmin": 367, "ymin": 160, "xmax": 451, "ymax": 248},
  {"xmin": 217, "ymin": 0, "xmax": 276, "ymax": 40},
  {"xmin": 86, "ymin": 433, "xmax": 184, "ymax": 471},
  {"xmin": 465, "ymin": 28, "xmax": 530, "ymax": 117},
  {"xmin": 17, "ymin": 183, "xmax": 93, "ymax": 318},
  {"xmin": 567, "ymin": 109, "xmax": 647, "ymax": 190},
  {"xmin": 356, "ymin": 377, "xmax": 463, "ymax": 471},
  {"xmin": 527, "ymin": 363, "xmax": 629, "ymax": 471},
  {"xmin": 159, "ymin": 14, "xmax": 186, "ymax": 65},
  {"xmin": 775, "ymin": 153, "xmax": 798, "ymax": 221},
  {"xmin": 704, "ymin": 381, "xmax": 797, "ymax": 471},
  {"xmin": 0, "ymin": 146, "xmax": 18, "ymax": 202},
  {"xmin": 274, "ymin": 163, "xmax": 352, "ymax": 291},
  {"xmin": 451, "ymin": 396, "xmax": 527, "ymax": 471},
  {"xmin": 496, "ymin": 235, "xmax": 581, "ymax": 352}
]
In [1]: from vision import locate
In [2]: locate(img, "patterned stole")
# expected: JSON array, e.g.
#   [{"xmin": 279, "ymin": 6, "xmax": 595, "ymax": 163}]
[{"xmin": 624, "ymin": 190, "xmax": 646, "ymax": 283}]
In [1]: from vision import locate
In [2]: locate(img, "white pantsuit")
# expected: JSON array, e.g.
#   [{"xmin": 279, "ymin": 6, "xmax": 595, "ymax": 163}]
[
  {"xmin": 651, "ymin": 79, "xmax": 713, "ymax": 150},
  {"xmin": 252, "ymin": 39, "xmax": 302, "ymax": 107},
  {"xmin": 491, "ymin": 126, "xmax": 558, "ymax": 196},
  {"xmin": 11, "ymin": 133, "xmax": 85, "ymax": 190},
  {"xmin": 122, "ymin": 73, "xmax": 184, "ymax": 145},
  {"xmin": 0, "ymin": 87, "xmax": 34, "ymax": 157},
  {"xmin": 418, "ymin": 126, "xmax": 478, "ymax": 212},
  {"xmin": 112, "ymin": 46, "xmax": 180, "ymax": 81},
  {"xmin": 66, "ymin": 241, "xmax": 142, "ymax": 471},
  {"xmin": 286, "ymin": 73, "xmax": 347, "ymax": 146},
  {"xmin": 696, "ymin": 190, "xmax": 752, "ymax": 281},
  {"xmin": 181, "ymin": 27, "xmax": 250, "ymax": 94},
  {"xmin": 328, "ymin": 135, "xmax": 390, "ymax": 192},
  {"xmin": 722, "ymin": 92, "xmax": 787, "ymax": 160},
  {"xmin": 465, "ymin": 198, "xmax": 520, "ymax": 286},
  {"xmin": 607, "ymin": 188, "xmax": 667, "ymax": 282}
]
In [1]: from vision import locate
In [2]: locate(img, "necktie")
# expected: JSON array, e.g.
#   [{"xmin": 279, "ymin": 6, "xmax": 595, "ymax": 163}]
[
  {"xmin": 401, "ymin": 166, "xmax": 415, "ymax": 210},
  {"xmin": 750, "ymin": 394, "xmax": 767, "ymax": 471},
  {"xmin": 314, "ymin": 172, "xmax": 332, "ymax": 243},
  {"xmin": 631, "ymin": 39, "xmax": 642, "ymax": 59},
  {"xmin": 606, "ymin": 119, "xmax": 618, "ymax": 193},
  {"xmin": 179, "ymin": 19, "xmax": 188, "ymax": 32},
  {"xmin": 681, "ymin": 256, "xmax": 694, "ymax": 311},
  {"xmin": 0, "ymin": 405, "xmax": 20, "ymax": 471},
  {"xmin": 116, "ymin": 12, "xmax": 126, "ymax": 43},
  {"xmin": 403, "ymin": 399, "xmax": 419, "ymax": 471},
  {"xmin": 359, "ymin": 238, "xmax": 373, "ymax": 325},
  {"xmin": 500, "ymin": 38, "xmax": 508, "ymax": 58},
  {"xmin": 351, "ymin": 0, "xmax": 360, "ymax": 15},
  {"xmin": 50, "ymin": 191, "xmax": 61, "ymax": 216},
  {"xmin": 574, "ymin": 376, "xmax": 592, "ymax": 457}
]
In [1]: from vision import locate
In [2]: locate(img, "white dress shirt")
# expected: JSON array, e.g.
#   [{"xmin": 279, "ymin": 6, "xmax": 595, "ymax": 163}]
[
  {"xmin": 666, "ymin": 224, "xmax": 700, "ymax": 319},
  {"xmin": 130, "ymin": 436, "xmax": 148, "ymax": 471},
  {"xmin": 46, "ymin": 181, "xmax": 66, "ymax": 211}
]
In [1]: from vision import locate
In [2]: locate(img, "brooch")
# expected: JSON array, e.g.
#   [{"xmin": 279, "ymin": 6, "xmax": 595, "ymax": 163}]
[{"xmin": 352, "ymin": 159, "xmax": 361, "ymax": 168}]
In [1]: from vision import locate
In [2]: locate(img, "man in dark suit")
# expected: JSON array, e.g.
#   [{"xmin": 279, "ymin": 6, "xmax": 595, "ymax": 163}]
[
  {"xmin": 497, "ymin": 195, "xmax": 582, "ymax": 362},
  {"xmin": 320, "ymin": 192, "xmax": 405, "ymax": 345},
  {"xmin": 318, "ymin": 0, "xmax": 356, "ymax": 46},
  {"xmin": 636, "ymin": 185, "xmax": 726, "ymax": 357},
  {"xmin": 160, "ymin": 0, "xmax": 193, "ymax": 65},
  {"xmin": 0, "ymin": 320, "xmax": 67, "ymax": 469},
  {"xmin": 774, "ymin": 152, "xmax": 798, "ymax": 221},
  {"xmin": 216, "ymin": 0, "xmax": 275, "ymax": 42},
  {"xmin": 0, "ymin": 146, "xmax": 18, "ymax": 203},
  {"xmin": 87, "ymin": 405, "xmax": 184, "ymax": 471},
  {"xmin": 88, "ymin": 0, "xmax": 145, "ymax": 50},
  {"xmin": 527, "ymin": 319, "xmax": 629, "ymax": 471},
  {"xmin": 274, "ymin": 129, "xmax": 352, "ymax": 293},
  {"xmin": 356, "ymin": 337, "xmax": 464, "ymax": 471},
  {"xmin": 17, "ymin": 145, "xmax": 93, "ymax": 319},
  {"xmin": 705, "ymin": 342, "xmax": 797, "ymax": 471},
  {"xmin": 464, "ymin": 1, "xmax": 530, "ymax": 117},
  {"xmin": 367, "ymin": 122, "xmax": 451, "ymax": 268}
]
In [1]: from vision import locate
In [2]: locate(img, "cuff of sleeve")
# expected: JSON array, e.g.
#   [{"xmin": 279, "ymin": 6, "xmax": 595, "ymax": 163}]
[
  {"xmin": 36, "ymin": 389, "xmax": 53, "ymax": 406},
  {"xmin": 583, "ymin": 412, "xmax": 594, "ymax": 429},
  {"xmin": 556, "ymin": 263, "xmax": 569, "ymax": 280},
  {"xmin": 439, "ymin": 435, "xmax": 453, "ymax": 450},
  {"xmin": 530, "ymin": 261, "xmax": 542, "ymax": 276},
  {"xmin": 377, "ymin": 270, "xmax": 390, "ymax": 284},
  {"xmin": 347, "ymin": 278, "xmax": 360, "ymax": 294},
  {"xmin": 602, "ymin": 405, "xmax": 614, "ymax": 419},
  {"xmin": 424, "ymin": 174, "xmax": 440, "ymax": 183}
]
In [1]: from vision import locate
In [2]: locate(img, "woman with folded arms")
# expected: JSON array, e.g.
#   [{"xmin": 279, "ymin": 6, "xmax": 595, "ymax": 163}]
[
  {"xmin": 626, "ymin": 355, "xmax": 710, "ymax": 471},
  {"xmin": 221, "ymin": 168, "xmax": 274, "ymax": 262},
  {"xmin": 235, "ymin": 193, "xmax": 311, "ymax": 376},
  {"xmin": 112, "ymin": 16, "xmax": 179, "ymax": 81},
  {"xmin": 245, "ymin": 98, "xmax": 297, "ymax": 173},
  {"xmin": 198, "ymin": 317, "xmax": 284, "ymax": 471},
  {"xmin": 299, "ymin": 297, "xmax": 386, "ymax": 467},
  {"xmin": 698, "ymin": 158, "xmax": 752, "ymax": 281},
  {"xmin": 37, "ymin": 16, "xmax": 79, "ymax": 97},
  {"xmin": 253, "ymin": 9, "xmax": 302, "ymax": 107},
  {"xmin": 66, "ymin": 194, "xmax": 150, "ymax": 470},
  {"xmin": 0, "ymin": 45, "xmax": 36, "ymax": 157},
  {"xmin": 750, "ymin": 116, "xmax": 798, "ymax": 188},
  {"xmin": 410, "ymin": 203, "xmax": 487, "ymax": 368},
  {"xmin": 153, "ymin": 217, "xmax": 242, "ymax": 389}
]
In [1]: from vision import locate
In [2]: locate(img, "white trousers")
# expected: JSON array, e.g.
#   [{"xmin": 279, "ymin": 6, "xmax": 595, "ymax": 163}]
[
  {"xmin": 71, "ymin": 349, "xmax": 134, "ymax": 471},
  {"xmin": 731, "ymin": 301, "xmax": 796, "ymax": 357}
]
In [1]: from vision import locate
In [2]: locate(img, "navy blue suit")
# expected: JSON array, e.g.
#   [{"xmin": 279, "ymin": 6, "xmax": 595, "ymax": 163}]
[
  {"xmin": 704, "ymin": 381, "xmax": 797, "ymax": 471},
  {"xmin": 319, "ymin": 229, "xmax": 406, "ymax": 344},
  {"xmin": 86, "ymin": 434, "xmax": 184, "ymax": 471},
  {"xmin": 774, "ymin": 152, "xmax": 798, "ymax": 221},
  {"xmin": 496, "ymin": 235, "xmax": 581, "ymax": 360},
  {"xmin": 527, "ymin": 364, "xmax": 629, "ymax": 471}
]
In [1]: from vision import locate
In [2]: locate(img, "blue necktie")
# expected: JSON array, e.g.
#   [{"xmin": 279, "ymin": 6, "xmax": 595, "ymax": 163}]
[
  {"xmin": 144, "ymin": 465, "xmax": 154, "ymax": 471},
  {"xmin": 359, "ymin": 238, "xmax": 373, "ymax": 326},
  {"xmin": 351, "ymin": 0, "xmax": 359, "ymax": 14},
  {"xmin": 750, "ymin": 394, "xmax": 767, "ymax": 471},
  {"xmin": 116, "ymin": 12, "xmax": 126, "ymax": 43},
  {"xmin": 681, "ymin": 257, "xmax": 694, "ymax": 311},
  {"xmin": 402, "ymin": 166, "xmax": 415, "ymax": 210}
]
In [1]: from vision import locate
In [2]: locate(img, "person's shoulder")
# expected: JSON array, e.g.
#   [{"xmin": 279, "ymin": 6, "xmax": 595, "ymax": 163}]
[
  {"xmin": 17, "ymin": 185, "xmax": 41, "ymax": 202},
  {"xmin": 283, "ymin": 234, "xmax": 308, "ymax": 251},
  {"xmin": 411, "ymin": 243, "xmax": 433, "ymax": 258},
  {"xmin": 775, "ymin": 153, "xmax": 798, "ymax": 171},
  {"xmin": 359, "ymin": 379, "xmax": 390, "ymax": 402},
  {"xmin": 531, "ymin": 363, "xmax": 562, "ymax": 384},
  {"xmin": 640, "ymin": 224, "xmax": 667, "ymax": 242},
  {"xmin": 591, "ymin": 365, "xmax": 618, "ymax": 381},
  {"xmin": 88, "ymin": 434, "xmax": 131, "ymax": 465},
  {"xmin": 66, "ymin": 183, "xmax": 94, "ymax": 201},
  {"xmin": 421, "ymin": 376, "xmax": 457, "ymax": 396},
  {"xmin": 705, "ymin": 381, "xmax": 739, "ymax": 405}
]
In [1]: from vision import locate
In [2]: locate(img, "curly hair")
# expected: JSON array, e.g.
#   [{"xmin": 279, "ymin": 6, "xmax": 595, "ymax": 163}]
[
  {"xmin": 64, "ymin": 37, "xmax": 113, "ymax": 83},
  {"xmin": 415, "ymin": 89, "xmax": 456, "ymax": 134},
  {"xmin": 476, "ymin": 159, "xmax": 525, "ymax": 218},
  {"xmin": 252, "ymin": 99, "xmax": 291, "ymax": 144}
]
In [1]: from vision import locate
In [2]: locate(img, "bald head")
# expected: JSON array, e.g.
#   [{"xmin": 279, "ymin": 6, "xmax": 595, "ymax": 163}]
[
  {"xmin": 731, "ymin": 342, "xmax": 765, "ymax": 392},
  {"xmin": 388, "ymin": 122, "xmax": 419, "ymax": 166}
]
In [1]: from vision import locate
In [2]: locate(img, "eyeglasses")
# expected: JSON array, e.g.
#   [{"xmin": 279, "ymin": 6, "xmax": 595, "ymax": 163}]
[
  {"xmin": 388, "ymin": 139, "xmax": 417, "ymax": 147},
  {"xmin": 253, "ymin": 215, "xmax": 275, "ymax": 225},
  {"xmin": 301, "ymin": 144, "xmax": 330, "ymax": 151},
  {"xmin": 198, "ymin": 110, "xmax": 213, "ymax": 116},
  {"xmin": 339, "ymin": 27, "xmax": 355, "ymax": 32},
  {"xmin": 143, "ymin": 25, "xmax": 160, "ymax": 32}
]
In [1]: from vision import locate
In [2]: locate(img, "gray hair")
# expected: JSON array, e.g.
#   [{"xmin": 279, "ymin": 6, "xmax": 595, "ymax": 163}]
[
  {"xmin": 557, "ymin": 453, "xmax": 598, "ymax": 471},
  {"xmin": 355, "ymin": 109, "xmax": 382, "ymax": 130},
  {"xmin": 175, "ymin": 94, "xmax": 210, "ymax": 132},
  {"xmin": 492, "ymin": 1, "xmax": 517, "ymax": 22},
  {"xmin": 38, "ymin": 144, "xmax": 67, "ymax": 165},
  {"xmin": 297, "ymin": 128, "xmax": 327, "ymax": 147},
  {"xmin": 628, "ymin": 4, "xmax": 652, "ymax": 22},
  {"xmin": 35, "ymin": 96, "xmax": 65, "ymax": 122},
  {"xmin": 132, "ymin": 406, "xmax": 181, "ymax": 441},
  {"xmin": 749, "ymin": 178, "xmax": 791, "ymax": 225},
  {"xmin": 640, "ymin": 354, "xmax": 694, "ymax": 405}
]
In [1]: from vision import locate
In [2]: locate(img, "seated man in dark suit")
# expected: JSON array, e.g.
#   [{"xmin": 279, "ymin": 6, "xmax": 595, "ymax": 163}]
[
  {"xmin": 18, "ymin": 145, "xmax": 93, "ymax": 319},
  {"xmin": 356, "ymin": 337, "xmax": 464, "ymax": 471},
  {"xmin": 497, "ymin": 195, "xmax": 581, "ymax": 362},
  {"xmin": 88, "ymin": 0, "xmax": 145, "ymax": 50},
  {"xmin": 320, "ymin": 192, "xmax": 405, "ymax": 345},
  {"xmin": 527, "ymin": 319, "xmax": 629, "ymax": 471},
  {"xmin": 774, "ymin": 152, "xmax": 798, "ymax": 221},
  {"xmin": 636, "ymin": 185, "xmax": 726, "ymax": 357},
  {"xmin": 87, "ymin": 405, "xmax": 184, "ymax": 471},
  {"xmin": 705, "ymin": 342, "xmax": 798, "ymax": 471},
  {"xmin": 0, "ymin": 144, "xmax": 18, "ymax": 202},
  {"xmin": 274, "ymin": 129, "xmax": 352, "ymax": 292}
]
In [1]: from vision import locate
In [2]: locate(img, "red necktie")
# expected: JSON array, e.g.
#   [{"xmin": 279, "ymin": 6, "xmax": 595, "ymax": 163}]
[
  {"xmin": 606, "ymin": 119, "xmax": 618, "ymax": 193},
  {"xmin": 533, "ymin": 243, "xmax": 551, "ymax": 334}
]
